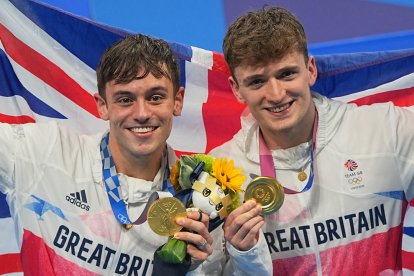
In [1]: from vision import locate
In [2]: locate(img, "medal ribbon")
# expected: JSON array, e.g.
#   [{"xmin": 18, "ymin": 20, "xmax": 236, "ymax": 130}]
[
  {"xmin": 259, "ymin": 110, "xmax": 318, "ymax": 195},
  {"xmin": 100, "ymin": 131, "xmax": 175, "ymax": 225}
]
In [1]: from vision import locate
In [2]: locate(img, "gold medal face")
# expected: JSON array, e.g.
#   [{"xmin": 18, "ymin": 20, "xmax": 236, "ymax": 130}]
[
  {"xmin": 298, "ymin": 171, "xmax": 307, "ymax": 182},
  {"xmin": 147, "ymin": 197, "xmax": 187, "ymax": 236},
  {"xmin": 245, "ymin": 177, "xmax": 285, "ymax": 215}
]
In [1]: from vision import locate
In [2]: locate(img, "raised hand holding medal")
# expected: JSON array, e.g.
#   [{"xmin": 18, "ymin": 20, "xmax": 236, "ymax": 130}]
[
  {"xmin": 245, "ymin": 176, "xmax": 285, "ymax": 215},
  {"xmin": 148, "ymin": 154, "xmax": 246, "ymax": 265}
]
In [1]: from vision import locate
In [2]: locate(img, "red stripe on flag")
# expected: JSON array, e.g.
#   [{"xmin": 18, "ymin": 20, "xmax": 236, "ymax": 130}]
[
  {"xmin": 0, "ymin": 113, "xmax": 35, "ymax": 124},
  {"xmin": 211, "ymin": 52, "xmax": 231, "ymax": 76},
  {"xmin": 402, "ymin": 250, "xmax": 414, "ymax": 271},
  {"xmin": 0, "ymin": 253, "xmax": 23, "ymax": 274},
  {"xmin": 204, "ymin": 53, "xmax": 245, "ymax": 153},
  {"xmin": 0, "ymin": 24, "xmax": 100, "ymax": 118},
  {"xmin": 350, "ymin": 87, "xmax": 414, "ymax": 107}
]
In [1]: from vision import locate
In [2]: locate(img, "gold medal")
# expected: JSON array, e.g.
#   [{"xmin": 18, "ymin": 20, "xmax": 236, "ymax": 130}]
[
  {"xmin": 245, "ymin": 176, "xmax": 284, "ymax": 215},
  {"xmin": 147, "ymin": 197, "xmax": 187, "ymax": 236},
  {"xmin": 298, "ymin": 171, "xmax": 307, "ymax": 181}
]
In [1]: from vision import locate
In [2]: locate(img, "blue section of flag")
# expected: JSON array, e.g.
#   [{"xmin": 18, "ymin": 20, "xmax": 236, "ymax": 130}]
[
  {"xmin": 0, "ymin": 192, "xmax": 11, "ymax": 218},
  {"xmin": 404, "ymin": 227, "xmax": 414, "ymax": 238},
  {"xmin": 179, "ymin": 59, "xmax": 186, "ymax": 88},
  {"xmin": 169, "ymin": 41, "xmax": 193, "ymax": 62},
  {"xmin": 0, "ymin": 49, "xmax": 66, "ymax": 119},
  {"xmin": 310, "ymin": 30, "xmax": 414, "ymax": 55},
  {"xmin": 314, "ymin": 49, "xmax": 414, "ymax": 98}
]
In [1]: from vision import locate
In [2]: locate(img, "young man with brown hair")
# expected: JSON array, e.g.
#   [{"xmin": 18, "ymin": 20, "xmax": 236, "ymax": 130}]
[
  {"xmin": 211, "ymin": 7, "xmax": 414, "ymax": 275},
  {"xmin": 0, "ymin": 34, "xmax": 271, "ymax": 275}
]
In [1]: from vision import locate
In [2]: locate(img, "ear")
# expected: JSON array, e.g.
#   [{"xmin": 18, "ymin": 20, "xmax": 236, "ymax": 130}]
[
  {"xmin": 229, "ymin": 76, "xmax": 246, "ymax": 104},
  {"xmin": 94, "ymin": 93, "xmax": 109, "ymax": 120},
  {"xmin": 307, "ymin": 56, "xmax": 318, "ymax": 86},
  {"xmin": 173, "ymin": 87, "xmax": 185, "ymax": 116}
]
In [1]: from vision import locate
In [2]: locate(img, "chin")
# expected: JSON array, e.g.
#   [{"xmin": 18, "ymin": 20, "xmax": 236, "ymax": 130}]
[{"xmin": 136, "ymin": 145, "xmax": 164, "ymax": 158}]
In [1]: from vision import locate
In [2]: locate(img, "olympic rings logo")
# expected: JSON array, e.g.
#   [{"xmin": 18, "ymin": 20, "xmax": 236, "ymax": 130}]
[
  {"xmin": 117, "ymin": 213, "xmax": 130, "ymax": 224},
  {"xmin": 348, "ymin": 176, "xmax": 362, "ymax": 184}
]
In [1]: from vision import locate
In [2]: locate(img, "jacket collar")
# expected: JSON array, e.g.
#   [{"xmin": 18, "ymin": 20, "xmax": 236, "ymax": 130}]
[{"xmin": 233, "ymin": 93, "xmax": 351, "ymax": 167}]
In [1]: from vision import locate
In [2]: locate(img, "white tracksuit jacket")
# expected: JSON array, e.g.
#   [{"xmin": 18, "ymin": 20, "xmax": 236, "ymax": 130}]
[
  {"xmin": 210, "ymin": 93, "xmax": 414, "ymax": 275},
  {"xmin": 0, "ymin": 122, "xmax": 272, "ymax": 275}
]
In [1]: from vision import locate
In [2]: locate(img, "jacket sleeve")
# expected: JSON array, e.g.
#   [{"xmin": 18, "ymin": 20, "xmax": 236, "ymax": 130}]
[
  {"xmin": 185, "ymin": 229, "xmax": 272, "ymax": 276},
  {"xmin": 391, "ymin": 105, "xmax": 414, "ymax": 202},
  {"xmin": 223, "ymin": 230, "xmax": 272, "ymax": 276},
  {"xmin": 0, "ymin": 122, "xmax": 60, "ymax": 194},
  {"xmin": 0, "ymin": 123, "xmax": 20, "ymax": 194}
]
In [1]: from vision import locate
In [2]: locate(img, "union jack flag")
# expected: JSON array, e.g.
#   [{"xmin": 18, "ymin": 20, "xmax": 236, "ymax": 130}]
[
  {"xmin": 344, "ymin": 160, "xmax": 359, "ymax": 172},
  {"xmin": 0, "ymin": 0, "xmax": 413, "ymax": 274}
]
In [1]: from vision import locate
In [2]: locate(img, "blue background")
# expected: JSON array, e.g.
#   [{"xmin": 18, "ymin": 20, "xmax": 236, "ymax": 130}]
[{"xmin": 37, "ymin": 0, "xmax": 414, "ymax": 54}]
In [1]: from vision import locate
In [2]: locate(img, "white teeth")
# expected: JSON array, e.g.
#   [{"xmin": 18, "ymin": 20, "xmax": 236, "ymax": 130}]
[
  {"xmin": 131, "ymin": 127, "xmax": 155, "ymax": 133},
  {"xmin": 269, "ymin": 103, "xmax": 290, "ymax": 113}
]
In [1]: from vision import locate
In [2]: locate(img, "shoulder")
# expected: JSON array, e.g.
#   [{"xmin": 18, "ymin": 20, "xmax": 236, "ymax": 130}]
[
  {"xmin": 342, "ymin": 101, "xmax": 407, "ymax": 126},
  {"xmin": 11, "ymin": 121, "xmax": 103, "ymax": 158},
  {"xmin": 209, "ymin": 136, "xmax": 240, "ymax": 158}
]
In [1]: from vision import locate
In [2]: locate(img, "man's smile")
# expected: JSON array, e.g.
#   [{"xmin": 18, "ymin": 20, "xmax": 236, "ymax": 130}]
[
  {"xmin": 129, "ymin": 126, "xmax": 158, "ymax": 133},
  {"xmin": 267, "ymin": 101, "xmax": 293, "ymax": 113}
]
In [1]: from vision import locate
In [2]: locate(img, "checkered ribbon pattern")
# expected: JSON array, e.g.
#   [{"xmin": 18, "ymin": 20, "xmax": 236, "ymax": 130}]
[
  {"xmin": 100, "ymin": 132, "xmax": 176, "ymax": 225},
  {"xmin": 100, "ymin": 131, "xmax": 132, "ymax": 224}
]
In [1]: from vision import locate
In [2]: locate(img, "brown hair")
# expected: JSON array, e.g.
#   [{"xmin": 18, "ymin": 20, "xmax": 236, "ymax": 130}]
[
  {"xmin": 223, "ymin": 7, "xmax": 308, "ymax": 79},
  {"xmin": 96, "ymin": 34, "xmax": 180, "ymax": 98}
]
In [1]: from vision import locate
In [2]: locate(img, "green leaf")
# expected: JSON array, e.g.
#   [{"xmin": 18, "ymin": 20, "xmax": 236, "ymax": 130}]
[
  {"xmin": 178, "ymin": 155, "xmax": 198, "ymax": 189},
  {"xmin": 226, "ymin": 190, "xmax": 241, "ymax": 214},
  {"xmin": 194, "ymin": 154, "xmax": 215, "ymax": 172},
  {"xmin": 157, "ymin": 238, "xmax": 188, "ymax": 264}
]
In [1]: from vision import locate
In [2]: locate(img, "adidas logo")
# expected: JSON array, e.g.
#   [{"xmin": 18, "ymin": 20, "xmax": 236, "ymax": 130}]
[{"xmin": 66, "ymin": 189, "xmax": 90, "ymax": 211}]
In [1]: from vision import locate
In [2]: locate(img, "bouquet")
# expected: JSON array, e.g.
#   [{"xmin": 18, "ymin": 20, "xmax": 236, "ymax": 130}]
[{"xmin": 156, "ymin": 154, "xmax": 246, "ymax": 264}]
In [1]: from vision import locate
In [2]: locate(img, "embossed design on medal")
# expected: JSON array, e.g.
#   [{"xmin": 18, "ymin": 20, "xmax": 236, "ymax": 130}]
[
  {"xmin": 147, "ymin": 197, "xmax": 187, "ymax": 236},
  {"xmin": 245, "ymin": 176, "xmax": 285, "ymax": 215}
]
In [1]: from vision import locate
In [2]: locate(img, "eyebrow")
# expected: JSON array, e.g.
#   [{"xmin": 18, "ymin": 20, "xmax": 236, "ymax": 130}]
[
  {"xmin": 241, "ymin": 65, "xmax": 300, "ymax": 86},
  {"xmin": 112, "ymin": 86, "xmax": 168, "ymax": 97},
  {"xmin": 112, "ymin": 90, "xmax": 134, "ymax": 98},
  {"xmin": 242, "ymin": 74, "xmax": 263, "ymax": 86},
  {"xmin": 147, "ymin": 86, "xmax": 168, "ymax": 93}
]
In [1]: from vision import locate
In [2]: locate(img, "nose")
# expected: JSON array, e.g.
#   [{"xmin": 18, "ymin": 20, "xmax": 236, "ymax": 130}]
[
  {"xmin": 265, "ymin": 78, "xmax": 285, "ymax": 103},
  {"xmin": 133, "ymin": 99, "xmax": 150, "ymax": 123}
]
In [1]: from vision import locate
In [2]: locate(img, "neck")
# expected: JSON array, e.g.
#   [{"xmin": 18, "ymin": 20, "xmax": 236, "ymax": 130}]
[
  {"xmin": 108, "ymin": 138, "xmax": 163, "ymax": 181},
  {"xmin": 261, "ymin": 107, "xmax": 316, "ymax": 150}
]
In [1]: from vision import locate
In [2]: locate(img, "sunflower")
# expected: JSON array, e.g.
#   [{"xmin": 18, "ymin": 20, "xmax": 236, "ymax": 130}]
[
  {"xmin": 211, "ymin": 158, "xmax": 246, "ymax": 192},
  {"xmin": 169, "ymin": 160, "xmax": 181, "ymax": 192}
]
